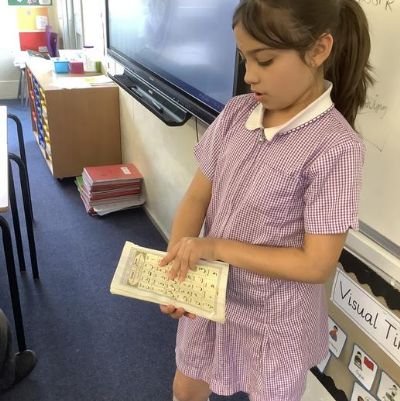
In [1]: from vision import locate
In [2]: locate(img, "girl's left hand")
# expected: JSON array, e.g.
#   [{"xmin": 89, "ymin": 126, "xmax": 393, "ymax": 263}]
[{"xmin": 159, "ymin": 237, "xmax": 217, "ymax": 282}]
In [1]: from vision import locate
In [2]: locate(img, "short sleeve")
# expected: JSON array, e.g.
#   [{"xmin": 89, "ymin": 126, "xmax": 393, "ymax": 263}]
[
  {"xmin": 194, "ymin": 100, "xmax": 234, "ymax": 181},
  {"xmin": 304, "ymin": 140, "xmax": 365, "ymax": 234}
]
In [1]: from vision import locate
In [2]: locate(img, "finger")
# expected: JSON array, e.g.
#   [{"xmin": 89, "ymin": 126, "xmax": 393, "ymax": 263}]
[
  {"xmin": 160, "ymin": 305, "xmax": 195, "ymax": 320},
  {"xmin": 179, "ymin": 253, "xmax": 198, "ymax": 282},
  {"xmin": 159, "ymin": 244, "xmax": 178, "ymax": 267},
  {"xmin": 165, "ymin": 241, "xmax": 185, "ymax": 279},
  {"xmin": 183, "ymin": 312, "xmax": 197, "ymax": 320},
  {"xmin": 160, "ymin": 304, "xmax": 176, "ymax": 314},
  {"xmin": 159, "ymin": 252, "xmax": 174, "ymax": 267},
  {"xmin": 177, "ymin": 244, "xmax": 192, "ymax": 282},
  {"xmin": 167, "ymin": 260, "xmax": 180, "ymax": 281},
  {"xmin": 169, "ymin": 307, "xmax": 187, "ymax": 319},
  {"xmin": 178, "ymin": 266, "xmax": 190, "ymax": 282},
  {"xmin": 168, "ymin": 243, "xmax": 186, "ymax": 280}
]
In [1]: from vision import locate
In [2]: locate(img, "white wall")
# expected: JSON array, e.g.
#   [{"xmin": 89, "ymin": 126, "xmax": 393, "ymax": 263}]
[
  {"xmin": 80, "ymin": 0, "xmax": 106, "ymax": 53},
  {"xmin": 116, "ymin": 74, "xmax": 205, "ymax": 238},
  {"xmin": 80, "ymin": 0, "xmax": 200, "ymax": 238},
  {"xmin": 0, "ymin": 5, "xmax": 20, "ymax": 99},
  {"xmin": 77, "ymin": 0, "xmax": 203, "ymax": 237}
]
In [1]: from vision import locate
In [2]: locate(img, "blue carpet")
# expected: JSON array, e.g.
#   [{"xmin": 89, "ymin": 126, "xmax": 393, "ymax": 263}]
[{"xmin": 0, "ymin": 99, "xmax": 249, "ymax": 401}]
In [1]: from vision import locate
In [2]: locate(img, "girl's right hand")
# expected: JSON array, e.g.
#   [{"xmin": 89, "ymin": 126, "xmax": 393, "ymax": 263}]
[{"xmin": 160, "ymin": 304, "xmax": 196, "ymax": 320}]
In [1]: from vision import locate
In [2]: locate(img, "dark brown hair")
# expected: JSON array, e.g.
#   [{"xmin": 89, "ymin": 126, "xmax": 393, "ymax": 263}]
[{"xmin": 232, "ymin": 0, "xmax": 374, "ymax": 129}]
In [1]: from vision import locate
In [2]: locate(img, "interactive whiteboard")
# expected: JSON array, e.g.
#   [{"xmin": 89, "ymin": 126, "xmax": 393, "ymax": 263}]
[{"xmin": 354, "ymin": 0, "xmax": 400, "ymax": 251}]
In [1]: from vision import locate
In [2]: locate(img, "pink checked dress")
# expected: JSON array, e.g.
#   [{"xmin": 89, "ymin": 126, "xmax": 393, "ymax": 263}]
[{"xmin": 175, "ymin": 84, "xmax": 364, "ymax": 401}]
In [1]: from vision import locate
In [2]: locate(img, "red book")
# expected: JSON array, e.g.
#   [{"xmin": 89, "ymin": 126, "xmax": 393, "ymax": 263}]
[
  {"xmin": 83, "ymin": 163, "xmax": 143, "ymax": 185},
  {"xmin": 89, "ymin": 182, "xmax": 142, "ymax": 193},
  {"xmin": 86, "ymin": 187, "xmax": 142, "ymax": 201},
  {"xmin": 81, "ymin": 173, "xmax": 142, "ymax": 192}
]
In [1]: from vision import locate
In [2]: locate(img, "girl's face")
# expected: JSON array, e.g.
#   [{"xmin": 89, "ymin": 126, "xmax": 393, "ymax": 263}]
[{"xmin": 234, "ymin": 22, "xmax": 324, "ymax": 117}]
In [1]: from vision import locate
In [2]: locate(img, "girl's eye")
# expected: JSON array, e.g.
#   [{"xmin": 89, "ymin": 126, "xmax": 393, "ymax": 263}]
[{"xmin": 257, "ymin": 59, "xmax": 273, "ymax": 67}]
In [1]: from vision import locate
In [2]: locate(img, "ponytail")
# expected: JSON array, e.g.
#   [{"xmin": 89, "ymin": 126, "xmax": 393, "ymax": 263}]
[{"xmin": 325, "ymin": 0, "xmax": 374, "ymax": 128}]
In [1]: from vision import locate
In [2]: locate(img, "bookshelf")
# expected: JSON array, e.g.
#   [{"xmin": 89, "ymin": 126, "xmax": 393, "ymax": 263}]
[{"xmin": 26, "ymin": 57, "xmax": 121, "ymax": 178}]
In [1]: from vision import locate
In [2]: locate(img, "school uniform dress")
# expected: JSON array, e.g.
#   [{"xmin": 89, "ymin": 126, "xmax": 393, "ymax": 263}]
[{"xmin": 175, "ymin": 82, "xmax": 364, "ymax": 401}]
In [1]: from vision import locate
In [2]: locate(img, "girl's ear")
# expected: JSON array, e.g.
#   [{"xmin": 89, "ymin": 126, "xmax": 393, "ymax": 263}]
[{"xmin": 307, "ymin": 33, "xmax": 334, "ymax": 68}]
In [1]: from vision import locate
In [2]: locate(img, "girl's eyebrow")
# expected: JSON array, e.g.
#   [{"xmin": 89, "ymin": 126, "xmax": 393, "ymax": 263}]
[
  {"xmin": 249, "ymin": 47, "xmax": 272, "ymax": 54},
  {"xmin": 237, "ymin": 47, "xmax": 273, "ymax": 56}
]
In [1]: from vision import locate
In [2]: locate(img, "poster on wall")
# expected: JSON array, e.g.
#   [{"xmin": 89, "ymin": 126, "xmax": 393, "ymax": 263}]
[
  {"xmin": 17, "ymin": 7, "xmax": 48, "ymax": 31},
  {"xmin": 8, "ymin": 0, "xmax": 52, "ymax": 6},
  {"xmin": 377, "ymin": 372, "xmax": 400, "ymax": 401}
]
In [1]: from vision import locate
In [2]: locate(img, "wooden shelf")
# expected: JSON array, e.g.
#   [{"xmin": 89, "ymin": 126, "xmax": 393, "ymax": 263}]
[{"xmin": 26, "ymin": 57, "xmax": 121, "ymax": 178}]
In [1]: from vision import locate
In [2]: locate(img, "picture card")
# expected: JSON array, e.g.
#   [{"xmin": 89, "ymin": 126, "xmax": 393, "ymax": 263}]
[
  {"xmin": 377, "ymin": 371, "xmax": 400, "ymax": 401},
  {"xmin": 328, "ymin": 316, "xmax": 347, "ymax": 357},
  {"xmin": 350, "ymin": 382, "xmax": 378, "ymax": 401},
  {"xmin": 316, "ymin": 352, "xmax": 331, "ymax": 373},
  {"xmin": 348, "ymin": 344, "xmax": 378, "ymax": 390}
]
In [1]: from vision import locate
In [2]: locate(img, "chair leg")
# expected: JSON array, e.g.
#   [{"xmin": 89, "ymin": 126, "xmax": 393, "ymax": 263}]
[
  {"xmin": 7, "ymin": 113, "xmax": 33, "ymax": 221},
  {"xmin": 23, "ymin": 68, "xmax": 29, "ymax": 108},
  {"xmin": 8, "ymin": 161, "xmax": 27, "ymax": 273},
  {"xmin": 9, "ymin": 154, "xmax": 39, "ymax": 279},
  {"xmin": 18, "ymin": 68, "xmax": 23, "ymax": 105},
  {"xmin": 0, "ymin": 216, "xmax": 27, "ymax": 352}
]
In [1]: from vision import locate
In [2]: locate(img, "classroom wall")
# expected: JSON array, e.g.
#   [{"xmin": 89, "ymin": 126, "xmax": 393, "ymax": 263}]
[
  {"xmin": 81, "ymin": 0, "xmax": 105, "ymax": 52},
  {"xmin": 71, "ymin": 0, "xmax": 198, "ymax": 240},
  {"xmin": 0, "ymin": 4, "xmax": 20, "ymax": 99},
  {"xmin": 110, "ymin": 55, "xmax": 206, "ymax": 238}
]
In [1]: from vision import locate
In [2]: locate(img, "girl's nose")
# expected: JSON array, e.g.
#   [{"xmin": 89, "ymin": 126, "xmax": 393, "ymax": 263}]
[{"xmin": 244, "ymin": 65, "xmax": 259, "ymax": 86}]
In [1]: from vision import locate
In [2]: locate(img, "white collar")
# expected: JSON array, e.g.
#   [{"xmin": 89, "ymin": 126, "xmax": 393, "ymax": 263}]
[{"xmin": 245, "ymin": 81, "xmax": 334, "ymax": 141}]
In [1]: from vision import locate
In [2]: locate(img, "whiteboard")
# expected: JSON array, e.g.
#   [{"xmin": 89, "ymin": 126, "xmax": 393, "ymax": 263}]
[{"xmin": 354, "ymin": 0, "xmax": 400, "ymax": 250}]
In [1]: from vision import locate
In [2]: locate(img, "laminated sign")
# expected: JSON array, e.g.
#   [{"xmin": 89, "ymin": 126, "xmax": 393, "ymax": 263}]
[{"xmin": 331, "ymin": 269, "xmax": 400, "ymax": 365}]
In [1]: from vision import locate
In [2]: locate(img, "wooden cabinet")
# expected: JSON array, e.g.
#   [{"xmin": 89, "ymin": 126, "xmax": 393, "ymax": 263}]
[{"xmin": 26, "ymin": 58, "xmax": 121, "ymax": 178}]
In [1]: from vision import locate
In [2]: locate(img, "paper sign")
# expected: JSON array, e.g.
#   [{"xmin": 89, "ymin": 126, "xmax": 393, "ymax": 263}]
[
  {"xmin": 348, "ymin": 345, "xmax": 378, "ymax": 390},
  {"xmin": 350, "ymin": 382, "xmax": 378, "ymax": 401},
  {"xmin": 35, "ymin": 15, "xmax": 48, "ymax": 30},
  {"xmin": 17, "ymin": 7, "xmax": 48, "ymax": 31},
  {"xmin": 328, "ymin": 316, "xmax": 347, "ymax": 357},
  {"xmin": 8, "ymin": 0, "xmax": 52, "ymax": 5},
  {"xmin": 377, "ymin": 372, "xmax": 400, "ymax": 401},
  {"xmin": 331, "ymin": 269, "xmax": 400, "ymax": 365}
]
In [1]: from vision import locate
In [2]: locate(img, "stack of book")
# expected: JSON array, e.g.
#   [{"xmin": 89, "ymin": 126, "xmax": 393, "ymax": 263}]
[{"xmin": 76, "ymin": 163, "xmax": 145, "ymax": 216}]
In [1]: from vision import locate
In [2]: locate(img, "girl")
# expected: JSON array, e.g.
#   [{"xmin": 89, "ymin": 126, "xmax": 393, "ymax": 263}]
[{"xmin": 160, "ymin": 0, "xmax": 373, "ymax": 400}]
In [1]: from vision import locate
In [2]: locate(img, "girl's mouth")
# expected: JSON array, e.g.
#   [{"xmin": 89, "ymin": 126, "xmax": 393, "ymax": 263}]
[{"xmin": 254, "ymin": 92, "xmax": 264, "ymax": 101}]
